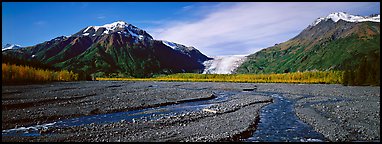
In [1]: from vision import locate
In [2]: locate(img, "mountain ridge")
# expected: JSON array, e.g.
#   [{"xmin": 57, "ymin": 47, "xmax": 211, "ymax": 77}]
[
  {"xmin": 236, "ymin": 12, "xmax": 380, "ymax": 74},
  {"xmin": 2, "ymin": 21, "xmax": 211, "ymax": 78},
  {"xmin": 310, "ymin": 12, "xmax": 380, "ymax": 27},
  {"xmin": 2, "ymin": 44, "xmax": 23, "ymax": 51}
]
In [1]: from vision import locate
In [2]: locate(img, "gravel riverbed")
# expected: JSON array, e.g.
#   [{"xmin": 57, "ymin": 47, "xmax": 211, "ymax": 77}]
[
  {"xmin": 2, "ymin": 81, "xmax": 380, "ymax": 142},
  {"xmin": 255, "ymin": 83, "xmax": 380, "ymax": 142}
]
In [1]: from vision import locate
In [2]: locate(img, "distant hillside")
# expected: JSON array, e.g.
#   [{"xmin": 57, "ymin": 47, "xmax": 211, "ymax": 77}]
[{"xmin": 237, "ymin": 12, "xmax": 380, "ymax": 75}]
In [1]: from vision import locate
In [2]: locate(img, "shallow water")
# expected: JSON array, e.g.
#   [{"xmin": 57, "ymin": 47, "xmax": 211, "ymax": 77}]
[
  {"xmin": 244, "ymin": 93, "xmax": 327, "ymax": 142},
  {"xmin": 3, "ymin": 90, "xmax": 328, "ymax": 142},
  {"xmin": 2, "ymin": 90, "xmax": 235, "ymax": 137}
]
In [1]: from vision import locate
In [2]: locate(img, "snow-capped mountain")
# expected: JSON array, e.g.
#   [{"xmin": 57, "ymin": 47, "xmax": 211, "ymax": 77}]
[
  {"xmin": 293, "ymin": 12, "xmax": 381, "ymax": 44},
  {"xmin": 311, "ymin": 12, "xmax": 380, "ymax": 27},
  {"xmin": 2, "ymin": 44, "xmax": 23, "ymax": 51},
  {"xmin": 237, "ymin": 12, "xmax": 380, "ymax": 74},
  {"xmin": 161, "ymin": 40, "xmax": 211, "ymax": 63},
  {"xmin": 2, "ymin": 20, "xmax": 210, "ymax": 77},
  {"xmin": 203, "ymin": 55, "xmax": 247, "ymax": 74},
  {"xmin": 72, "ymin": 21, "xmax": 153, "ymax": 43}
]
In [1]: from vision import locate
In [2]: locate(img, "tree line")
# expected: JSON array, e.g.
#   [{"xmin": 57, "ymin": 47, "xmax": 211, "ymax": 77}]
[
  {"xmin": 97, "ymin": 71, "xmax": 344, "ymax": 84},
  {"xmin": 342, "ymin": 50, "xmax": 380, "ymax": 86},
  {"xmin": 2, "ymin": 63, "xmax": 79, "ymax": 84},
  {"xmin": 2, "ymin": 54, "xmax": 82, "ymax": 84}
]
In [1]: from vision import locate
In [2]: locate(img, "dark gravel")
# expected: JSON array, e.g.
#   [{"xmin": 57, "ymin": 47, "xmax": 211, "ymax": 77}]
[
  {"xmin": 255, "ymin": 83, "xmax": 380, "ymax": 142},
  {"xmin": 2, "ymin": 82, "xmax": 379, "ymax": 142},
  {"xmin": 2, "ymin": 81, "xmax": 271, "ymax": 142},
  {"xmin": 2, "ymin": 81, "xmax": 216, "ymax": 130}
]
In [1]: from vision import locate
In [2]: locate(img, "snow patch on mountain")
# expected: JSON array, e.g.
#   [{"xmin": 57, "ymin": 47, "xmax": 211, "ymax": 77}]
[
  {"xmin": 311, "ymin": 12, "xmax": 380, "ymax": 26},
  {"xmin": 81, "ymin": 21, "xmax": 153, "ymax": 40},
  {"xmin": 161, "ymin": 40, "xmax": 196, "ymax": 51},
  {"xmin": 90, "ymin": 21, "xmax": 128, "ymax": 33},
  {"xmin": 202, "ymin": 55, "xmax": 247, "ymax": 74},
  {"xmin": 2, "ymin": 44, "xmax": 23, "ymax": 51},
  {"xmin": 162, "ymin": 40, "xmax": 177, "ymax": 49},
  {"xmin": 128, "ymin": 31, "xmax": 139, "ymax": 39},
  {"xmin": 53, "ymin": 36, "xmax": 67, "ymax": 41},
  {"xmin": 83, "ymin": 26, "xmax": 92, "ymax": 33}
]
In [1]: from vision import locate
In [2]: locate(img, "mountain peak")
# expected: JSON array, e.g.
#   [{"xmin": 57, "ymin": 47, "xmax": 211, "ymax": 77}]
[
  {"xmin": 84, "ymin": 20, "xmax": 131, "ymax": 34},
  {"xmin": 2, "ymin": 44, "xmax": 22, "ymax": 51},
  {"xmin": 311, "ymin": 12, "xmax": 380, "ymax": 27},
  {"xmin": 97, "ymin": 20, "xmax": 129, "ymax": 29},
  {"xmin": 76, "ymin": 20, "xmax": 153, "ymax": 40}
]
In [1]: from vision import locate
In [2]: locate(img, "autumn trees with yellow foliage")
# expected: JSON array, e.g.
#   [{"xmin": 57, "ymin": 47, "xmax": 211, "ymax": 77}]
[
  {"xmin": 2, "ymin": 63, "xmax": 78, "ymax": 84},
  {"xmin": 97, "ymin": 71, "xmax": 344, "ymax": 84}
]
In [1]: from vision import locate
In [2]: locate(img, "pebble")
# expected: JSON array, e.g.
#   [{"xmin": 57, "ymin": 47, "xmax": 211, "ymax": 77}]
[{"xmin": 3, "ymin": 82, "xmax": 380, "ymax": 142}]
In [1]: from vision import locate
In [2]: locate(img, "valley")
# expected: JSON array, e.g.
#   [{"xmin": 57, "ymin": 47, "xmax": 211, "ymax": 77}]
[
  {"xmin": 3, "ymin": 12, "xmax": 380, "ymax": 85},
  {"xmin": 2, "ymin": 5, "xmax": 380, "ymax": 142},
  {"xmin": 2, "ymin": 81, "xmax": 379, "ymax": 142}
]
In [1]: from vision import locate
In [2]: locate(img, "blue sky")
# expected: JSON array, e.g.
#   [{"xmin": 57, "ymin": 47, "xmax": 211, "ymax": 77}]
[{"xmin": 2, "ymin": 2, "xmax": 380, "ymax": 56}]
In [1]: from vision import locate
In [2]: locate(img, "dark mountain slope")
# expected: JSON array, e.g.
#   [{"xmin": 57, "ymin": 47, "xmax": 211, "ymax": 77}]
[
  {"xmin": 237, "ymin": 12, "xmax": 380, "ymax": 74},
  {"xmin": 2, "ymin": 21, "xmax": 211, "ymax": 77}
]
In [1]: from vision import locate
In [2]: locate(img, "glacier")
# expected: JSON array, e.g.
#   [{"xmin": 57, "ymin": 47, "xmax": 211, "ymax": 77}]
[{"xmin": 202, "ymin": 55, "xmax": 247, "ymax": 74}]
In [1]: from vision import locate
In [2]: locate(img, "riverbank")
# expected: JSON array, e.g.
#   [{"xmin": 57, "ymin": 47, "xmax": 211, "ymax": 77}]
[
  {"xmin": 2, "ymin": 82, "xmax": 379, "ymax": 142},
  {"xmin": 2, "ymin": 81, "xmax": 221, "ymax": 130},
  {"xmin": 2, "ymin": 81, "xmax": 272, "ymax": 142},
  {"xmin": 255, "ymin": 83, "xmax": 380, "ymax": 142}
]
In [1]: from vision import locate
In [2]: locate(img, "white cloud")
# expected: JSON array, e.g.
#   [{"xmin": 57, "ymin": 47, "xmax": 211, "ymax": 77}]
[
  {"xmin": 34, "ymin": 21, "xmax": 46, "ymax": 26},
  {"xmin": 150, "ymin": 2, "xmax": 380, "ymax": 56},
  {"xmin": 97, "ymin": 16, "xmax": 106, "ymax": 19},
  {"xmin": 181, "ymin": 5, "xmax": 194, "ymax": 11}
]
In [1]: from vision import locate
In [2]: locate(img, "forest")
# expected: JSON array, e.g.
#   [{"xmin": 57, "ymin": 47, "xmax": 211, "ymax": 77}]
[
  {"xmin": 2, "ymin": 55, "xmax": 79, "ymax": 84},
  {"xmin": 2, "ymin": 53, "xmax": 379, "ymax": 86},
  {"xmin": 97, "ymin": 71, "xmax": 344, "ymax": 84}
]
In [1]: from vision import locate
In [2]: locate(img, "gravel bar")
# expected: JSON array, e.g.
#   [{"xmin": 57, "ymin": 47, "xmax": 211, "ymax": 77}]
[
  {"xmin": 2, "ymin": 82, "xmax": 379, "ymax": 142},
  {"xmin": 255, "ymin": 83, "xmax": 380, "ymax": 142}
]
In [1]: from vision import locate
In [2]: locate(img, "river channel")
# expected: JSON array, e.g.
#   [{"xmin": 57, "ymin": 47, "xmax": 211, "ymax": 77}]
[{"xmin": 2, "ymin": 88, "xmax": 329, "ymax": 142}]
